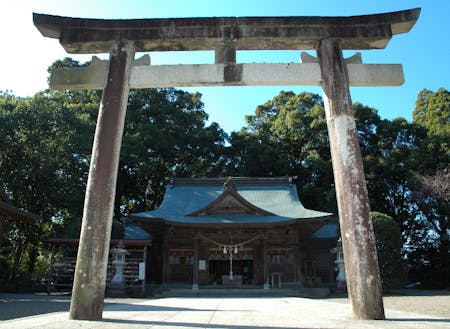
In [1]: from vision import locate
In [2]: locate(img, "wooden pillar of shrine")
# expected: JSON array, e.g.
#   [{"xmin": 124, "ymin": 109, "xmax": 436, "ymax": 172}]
[
  {"xmin": 262, "ymin": 234, "xmax": 269, "ymax": 289},
  {"xmin": 294, "ymin": 226, "xmax": 305, "ymax": 286},
  {"xmin": 192, "ymin": 237, "xmax": 199, "ymax": 290},
  {"xmin": 161, "ymin": 226, "xmax": 169, "ymax": 285}
]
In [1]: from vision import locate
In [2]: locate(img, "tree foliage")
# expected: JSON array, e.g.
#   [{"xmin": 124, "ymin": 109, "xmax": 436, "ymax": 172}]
[
  {"xmin": 371, "ymin": 212, "xmax": 406, "ymax": 289},
  {"xmin": 227, "ymin": 91, "xmax": 335, "ymax": 212},
  {"xmin": 407, "ymin": 88, "xmax": 449, "ymax": 288},
  {"xmin": 0, "ymin": 89, "xmax": 97, "ymax": 286},
  {"xmin": 0, "ymin": 58, "xmax": 227, "ymax": 287},
  {"xmin": 413, "ymin": 88, "xmax": 450, "ymax": 137},
  {"xmin": 0, "ymin": 55, "xmax": 448, "ymax": 290},
  {"xmin": 228, "ymin": 88, "xmax": 449, "ymax": 288},
  {"xmin": 117, "ymin": 88, "xmax": 228, "ymax": 217}
]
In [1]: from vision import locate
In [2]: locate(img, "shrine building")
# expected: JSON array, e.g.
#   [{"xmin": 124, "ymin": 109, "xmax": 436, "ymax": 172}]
[
  {"xmin": 128, "ymin": 177, "xmax": 337, "ymax": 290},
  {"xmin": 1, "ymin": 187, "xmax": 40, "ymax": 246}
]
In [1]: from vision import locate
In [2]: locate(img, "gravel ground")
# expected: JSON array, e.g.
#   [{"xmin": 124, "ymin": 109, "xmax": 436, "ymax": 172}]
[
  {"xmin": 0, "ymin": 289, "xmax": 449, "ymax": 321},
  {"xmin": 326, "ymin": 289, "xmax": 450, "ymax": 318}
]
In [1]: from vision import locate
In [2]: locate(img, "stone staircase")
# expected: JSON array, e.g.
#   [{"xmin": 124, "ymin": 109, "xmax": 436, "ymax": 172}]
[{"xmin": 150, "ymin": 285, "xmax": 330, "ymax": 299}]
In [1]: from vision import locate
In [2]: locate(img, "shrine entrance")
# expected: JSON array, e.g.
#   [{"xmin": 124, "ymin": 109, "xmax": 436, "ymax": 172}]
[
  {"xmin": 209, "ymin": 260, "xmax": 254, "ymax": 286},
  {"xmin": 208, "ymin": 244, "xmax": 255, "ymax": 286},
  {"xmin": 34, "ymin": 8, "xmax": 420, "ymax": 321}
]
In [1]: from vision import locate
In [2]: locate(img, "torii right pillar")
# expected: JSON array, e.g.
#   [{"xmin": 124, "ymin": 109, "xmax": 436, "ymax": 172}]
[{"xmin": 318, "ymin": 38, "xmax": 384, "ymax": 320}]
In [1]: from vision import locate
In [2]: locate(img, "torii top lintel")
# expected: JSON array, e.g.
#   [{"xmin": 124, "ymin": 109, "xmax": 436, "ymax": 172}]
[{"xmin": 33, "ymin": 8, "xmax": 420, "ymax": 54}]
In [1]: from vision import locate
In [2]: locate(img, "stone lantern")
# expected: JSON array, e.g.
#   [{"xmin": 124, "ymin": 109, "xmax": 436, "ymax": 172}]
[
  {"xmin": 109, "ymin": 241, "xmax": 129, "ymax": 296},
  {"xmin": 332, "ymin": 238, "xmax": 346, "ymax": 290}
]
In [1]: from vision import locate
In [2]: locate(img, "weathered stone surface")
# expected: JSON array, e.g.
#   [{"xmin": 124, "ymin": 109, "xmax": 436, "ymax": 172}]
[
  {"xmin": 69, "ymin": 40, "xmax": 135, "ymax": 320},
  {"xmin": 215, "ymin": 41, "xmax": 236, "ymax": 64},
  {"xmin": 50, "ymin": 62, "xmax": 404, "ymax": 90},
  {"xmin": 318, "ymin": 38, "xmax": 385, "ymax": 320},
  {"xmin": 33, "ymin": 9, "xmax": 420, "ymax": 53}
]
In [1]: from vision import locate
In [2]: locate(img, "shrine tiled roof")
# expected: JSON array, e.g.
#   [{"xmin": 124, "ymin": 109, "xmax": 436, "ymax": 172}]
[
  {"xmin": 124, "ymin": 223, "xmax": 152, "ymax": 240},
  {"xmin": 0, "ymin": 187, "xmax": 40, "ymax": 222},
  {"xmin": 129, "ymin": 177, "xmax": 333, "ymax": 225},
  {"xmin": 312, "ymin": 223, "xmax": 339, "ymax": 238}
]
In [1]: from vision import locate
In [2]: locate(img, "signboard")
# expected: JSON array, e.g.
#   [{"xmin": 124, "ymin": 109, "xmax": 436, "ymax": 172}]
[
  {"xmin": 139, "ymin": 262, "xmax": 145, "ymax": 280},
  {"xmin": 199, "ymin": 260, "xmax": 206, "ymax": 271}
]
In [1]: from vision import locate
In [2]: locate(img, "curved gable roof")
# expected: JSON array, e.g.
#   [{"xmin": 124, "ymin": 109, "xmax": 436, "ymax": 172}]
[
  {"xmin": 130, "ymin": 177, "xmax": 332, "ymax": 225},
  {"xmin": 187, "ymin": 180, "xmax": 273, "ymax": 217}
]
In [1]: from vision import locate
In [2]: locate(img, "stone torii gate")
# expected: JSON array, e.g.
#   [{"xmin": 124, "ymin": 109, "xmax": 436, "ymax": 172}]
[{"xmin": 34, "ymin": 8, "xmax": 420, "ymax": 321}]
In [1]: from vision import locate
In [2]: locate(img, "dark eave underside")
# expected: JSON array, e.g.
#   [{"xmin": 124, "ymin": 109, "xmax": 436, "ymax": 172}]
[
  {"xmin": 0, "ymin": 201, "xmax": 40, "ymax": 222},
  {"xmin": 132, "ymin": 217, "xmax": 336, "ymax": 241},
  {"xmin": 129, "ymin": 214, "xmax": 335, "ymax": 228},
  {"xmin": 47, "ymin": 238, "xmax": 152, "ymax": 246},
  {"xmin": 33, "ymin": 8, "xmax": 420, "ymax": 53}
]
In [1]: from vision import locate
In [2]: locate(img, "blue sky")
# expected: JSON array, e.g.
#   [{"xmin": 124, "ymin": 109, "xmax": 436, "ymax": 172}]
[{"xmin": 1, "ymin": 0, "xmax": 448, "ymax": 134}]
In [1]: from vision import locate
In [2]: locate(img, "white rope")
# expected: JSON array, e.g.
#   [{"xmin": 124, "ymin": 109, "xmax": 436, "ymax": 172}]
[{"xmin": 197, "ymin": 232, "xmax": 265, "ymax": 249}]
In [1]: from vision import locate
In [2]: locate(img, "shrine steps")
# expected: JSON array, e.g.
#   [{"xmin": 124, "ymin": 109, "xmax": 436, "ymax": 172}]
[{"xmin": 150, "ymin": 285, "xmax": 330, "ymax": 299}]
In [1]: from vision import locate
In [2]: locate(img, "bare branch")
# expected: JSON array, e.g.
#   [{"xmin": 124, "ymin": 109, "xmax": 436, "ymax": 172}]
[{"xmin": 415, "ymin": 168, "xmax": 450, "ymax": 203}]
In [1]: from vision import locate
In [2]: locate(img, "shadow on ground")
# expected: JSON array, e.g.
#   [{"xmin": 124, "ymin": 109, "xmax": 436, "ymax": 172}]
[
  {"xmin": 0, "ymin": 294, "xmax": 227, "ymax": 321},
  {"xmin": 0, "ymin": 293, "xmax": 71, "ymax": 320}
]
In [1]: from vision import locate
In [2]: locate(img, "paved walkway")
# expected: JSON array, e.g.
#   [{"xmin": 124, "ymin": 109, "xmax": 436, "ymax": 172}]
[{"xmin": 0, "ymin": 296, "xmax": 449, "ymax": 329}]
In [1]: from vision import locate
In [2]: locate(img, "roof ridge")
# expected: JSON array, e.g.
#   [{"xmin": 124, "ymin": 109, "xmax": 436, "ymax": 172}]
[{"xmin": 171, "ymin": 177, "xmax": 292, "ymax": 186}]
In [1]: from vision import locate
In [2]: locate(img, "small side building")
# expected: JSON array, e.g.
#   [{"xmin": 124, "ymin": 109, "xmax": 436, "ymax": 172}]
[
  {"xmin": 129, "ymin": 177, "xmax": 338, "ymax": 290},
  {"xmin": 0, "ymin": 187, "xmax": 40, "ymax": 246},
  {"xmin": 46, "ymin": 225, "xmax": 152, "ymax": 295}
]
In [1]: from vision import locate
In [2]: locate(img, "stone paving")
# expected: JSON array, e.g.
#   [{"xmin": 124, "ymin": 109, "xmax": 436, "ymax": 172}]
[{"xmin": 0, "ymin": 296, "xmax": 449, "ymax": 329}]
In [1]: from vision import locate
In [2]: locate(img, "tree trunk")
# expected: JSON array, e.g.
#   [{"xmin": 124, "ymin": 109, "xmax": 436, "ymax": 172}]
[
  {"xmin": 27, "ymin": 244, "xmax": 39, "ymax": 281},
  {"xmin": 10, "ymin": 239, "xmax": 26, "ymax": 281}
]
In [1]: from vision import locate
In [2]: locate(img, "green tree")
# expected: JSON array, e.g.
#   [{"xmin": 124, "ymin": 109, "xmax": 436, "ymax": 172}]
[
  {"xmin": 413, "ymin": 88, "xmax": 450, "ymax": 137},
  {"xmin": 228, "ymin": 92, "xmax": 428, "ymax": 219},
  {"xmin": 229, "ymin": 88, "xmax": 448, "ymax": 288},
  {"xmin": 408, "ymin": 88, "xmax": 449, "ymax": 288},
  {"xmin": 228, "ymin": 91, "xmax": 335, "ymax": 212},
  {"xmin": 0, "ymin": 57, "xmax": 229, "ymax": 286},
  {"xmin": 0, "ymin": 89, "xmax": 97, "ymax": 285},
  {"xmin": 371, "ymin": 212, "xmax": 406, "ymax": 289},
  {"xmin": 117, "ymin": 88, "xmax": 228, "ymax": 217},
  {"xmin": 364, "ymin": 117, "xmax": 425, "ymax": 234}
]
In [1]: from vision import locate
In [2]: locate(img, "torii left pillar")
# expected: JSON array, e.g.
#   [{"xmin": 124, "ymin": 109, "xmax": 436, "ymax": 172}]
[{"xmin": 69, "ymin": 40, "xmax": 135, "ymax": 320}]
